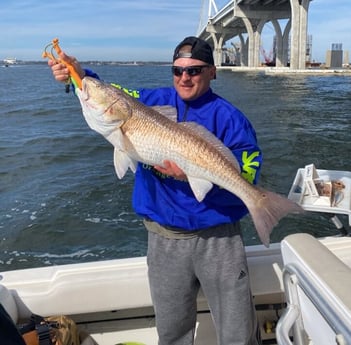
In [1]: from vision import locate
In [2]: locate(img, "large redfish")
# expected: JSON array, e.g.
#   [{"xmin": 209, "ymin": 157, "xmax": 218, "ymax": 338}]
[{"xmin": 76, "ymin": 77, "xmax": 302, "ymax": 247}]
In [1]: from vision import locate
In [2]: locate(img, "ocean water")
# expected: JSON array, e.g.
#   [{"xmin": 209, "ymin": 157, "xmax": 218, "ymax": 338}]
[{"xmin": 1, "ymin": 63, "xmax": 350, "ymax": 271}]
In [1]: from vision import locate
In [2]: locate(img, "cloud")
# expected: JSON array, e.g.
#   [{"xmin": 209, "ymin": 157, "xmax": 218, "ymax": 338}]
[
  {"xmin": 1, "ymin": 0, "xmax": 350, "ymax": 63},
  {"xmin": 0, "ymin": 0, "xmax": 202, "ymax": 60}
]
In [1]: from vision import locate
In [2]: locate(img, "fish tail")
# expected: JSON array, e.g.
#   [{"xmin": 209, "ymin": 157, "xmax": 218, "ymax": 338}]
[{"xmin": 249, "ymin": 189, "xmax": 303, "ymax": 247}]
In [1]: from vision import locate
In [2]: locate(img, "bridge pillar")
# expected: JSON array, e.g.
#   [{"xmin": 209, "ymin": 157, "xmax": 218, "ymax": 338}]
[
  {"xmin": 206, "ymin": 24, "xmax": 234, "ymax": 66},
  {"xmin": 282, "ymin": 20, "xmax": 291, "ymax": 67},
  {"xmin": 290, "ymin": 0, "xmax": 311, "ymax": 69},
  {"xmin": 238, "ymin": 34, "xmax": 248, "ymax": 66},
  {"xmin": 241, "ymin": 17, "xmax": 265, "ymax": 67},
  {"xmin": 269, "ymin": 18, "xmax": 290, "ymax": 67},
  {"xmin": 233, "ymin": 3, "xmax": 292, "ymax": 68},
  {"xmin": 200, "ymin": 0, "xmax": 312, "ymax": 70},
  {"xmin": 212, "ymin": 34, "xmax": 225, "ymax": 66},
  {"xmin": 271, "ymin": 19, "xmax": 283, "ymax": 67}
]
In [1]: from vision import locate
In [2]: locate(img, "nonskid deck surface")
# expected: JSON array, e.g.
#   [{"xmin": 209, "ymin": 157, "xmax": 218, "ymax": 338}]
[{"xmin": 74, "ymin": 306, "xmax": 280, "ymax": 345}]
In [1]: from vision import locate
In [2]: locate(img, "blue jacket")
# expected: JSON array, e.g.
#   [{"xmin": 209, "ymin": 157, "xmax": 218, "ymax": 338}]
[{"xmin": 119, "ymin": 85, "xmax": 263, "ymax": 230}]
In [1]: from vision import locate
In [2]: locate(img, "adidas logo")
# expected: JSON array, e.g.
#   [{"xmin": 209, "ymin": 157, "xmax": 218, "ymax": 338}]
[{"xmin": 238, "ymin": 270, "xmax": 247, "ymax": 280}]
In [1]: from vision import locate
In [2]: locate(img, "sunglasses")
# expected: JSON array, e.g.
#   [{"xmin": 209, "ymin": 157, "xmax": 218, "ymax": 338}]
[{"xmin": 171, "ymin": 65, "xmax": 210, "ymax": 77}]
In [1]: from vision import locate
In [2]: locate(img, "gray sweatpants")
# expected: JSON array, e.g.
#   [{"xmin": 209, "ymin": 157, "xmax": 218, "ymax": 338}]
[{"xmin": 146, "ymin": 221, "xmax": 261, "ymax": 345}]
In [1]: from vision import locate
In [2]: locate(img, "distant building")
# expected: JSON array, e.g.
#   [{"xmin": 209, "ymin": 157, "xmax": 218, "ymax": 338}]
[
  {"xmin": 325, "ymin": 43, "xmax": 346, "ymax": 68},
  {"xmin": 306, "ymin": 35, "xmax": 312, "ymax": 63},
  {"xmin": 343, "ymin": 51, "xmax": 350, "ymax": 67}
]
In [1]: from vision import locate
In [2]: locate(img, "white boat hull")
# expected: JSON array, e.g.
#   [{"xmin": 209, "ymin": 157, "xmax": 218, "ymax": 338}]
[{"xmin": 1, "ymin": 235, "xmax": 351, "ymax": 345}]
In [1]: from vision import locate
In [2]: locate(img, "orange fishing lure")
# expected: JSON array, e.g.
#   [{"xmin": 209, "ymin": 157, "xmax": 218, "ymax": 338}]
[{"xmin": 42, "ymin": 38, "xmax": 82, "ymax": 90}]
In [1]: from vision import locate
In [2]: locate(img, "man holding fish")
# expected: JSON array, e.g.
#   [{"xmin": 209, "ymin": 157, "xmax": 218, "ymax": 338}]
[{"xmin": 49, "ymin": 36, "xmax": 300, "ymax": 345}]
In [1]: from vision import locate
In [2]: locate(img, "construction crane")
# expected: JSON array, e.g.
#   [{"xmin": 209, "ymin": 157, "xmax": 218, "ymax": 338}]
[{"xmin": 260, "ymin": 46, "xmax": 275, "ymax": 66}]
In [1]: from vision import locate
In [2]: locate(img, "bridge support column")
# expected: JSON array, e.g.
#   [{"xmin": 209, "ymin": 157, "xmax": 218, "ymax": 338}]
[
  {"xmin": 271, "ymin": 19, "xmax": 283, "ymax": 67},
  {"xmin": 206, "ymin": 25, "xmax": 233, "ymax": 66},
  {"xmin": 290, "ymin": 0, "xmax": 311, "ymax": 69},
  {"xmin": 200, "ymin": 0, "xmax": 312, "ymax": 70},
  {"xmin": 238, "ymin": 34, "xmax": 248, "ymax": 66},
  {"xmin": 282, "ymin": 20, "xmax": 291, "ymax": 67},
  {"xmin": 270, "ymin": 19, "xmax": 291, "ymax": 67},
  {"xmin": 212, "ymin": 34, "xmax": 225, "ymax": 66},
  {"xmin": 241, "ymin": 17, "xmax": 264, "ymax": 68}
]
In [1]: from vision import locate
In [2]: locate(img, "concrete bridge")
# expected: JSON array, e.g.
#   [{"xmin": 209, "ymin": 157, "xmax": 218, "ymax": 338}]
[{"xmin": 197, "ymin": 0, "xmax": 313, "ymax": 69}]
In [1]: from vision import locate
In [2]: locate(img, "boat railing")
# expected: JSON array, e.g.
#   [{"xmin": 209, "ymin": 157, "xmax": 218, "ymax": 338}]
[{"xmin": 276, "ymin": 234, "xmax": 351, "ymax": 345}]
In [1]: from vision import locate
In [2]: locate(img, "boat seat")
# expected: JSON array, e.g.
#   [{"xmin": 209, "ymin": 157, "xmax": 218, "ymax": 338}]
[{"xmin": 0, "ymin": 284, "xmax": 19, "ymax": 323}]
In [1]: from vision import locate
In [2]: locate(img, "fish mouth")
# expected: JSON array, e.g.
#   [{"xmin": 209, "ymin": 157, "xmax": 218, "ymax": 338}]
[
  {"xmin": 80, "ymin": 78, "xmax": 90, "ymax": 101},
  {"xmin": 79, "ymin": 78, "xmax": 120, "ymax": 121},
  {"xmin": 76, "ymin": 79, "xmax": 89, "ymax": 103},
  {"xmin": 76, "ymin": 79, "xmax": 103, "ymax": 119}
]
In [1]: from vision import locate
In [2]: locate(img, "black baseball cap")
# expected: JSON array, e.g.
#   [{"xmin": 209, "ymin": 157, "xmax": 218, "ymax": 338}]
[{"xmin": 173, "ymin": 36, "xmax": 214, "ymax": 65}]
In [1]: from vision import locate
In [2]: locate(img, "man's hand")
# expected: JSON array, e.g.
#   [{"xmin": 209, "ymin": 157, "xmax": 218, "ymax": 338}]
[
  {"xmin": 48, "ymin": 52, "xmax": 85, "ymax": 83},
  {"xmin": 154, "ymin": 160, "xmax": 187, "ymax": 181}
]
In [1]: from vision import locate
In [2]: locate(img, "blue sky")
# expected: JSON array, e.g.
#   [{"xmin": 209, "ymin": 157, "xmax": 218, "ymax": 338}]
[{"xmin": 1, "ymin": 0, "xmax": 350, "ymax": 63}]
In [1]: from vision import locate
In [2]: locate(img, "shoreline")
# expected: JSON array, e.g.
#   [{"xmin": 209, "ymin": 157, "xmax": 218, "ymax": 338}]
[{"xmin": 217, "ymin": 66, "xmax": 351, "ymax": 75}]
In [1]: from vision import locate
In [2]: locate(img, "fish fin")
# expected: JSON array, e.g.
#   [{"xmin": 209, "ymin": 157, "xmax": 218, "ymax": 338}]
[
  {"xmin": 188, "ymin": 177, "xmax": 213, "ymax": 202},
  {"xmin": 105, "ymin": 126, "xmax": 125, "ymax": 148},
  {"xmin": 113, "ymin": 147, "xmax": 138, "ymax": 179},
  {"xmin": 151, "ymin": 106, "xmax": 178, "ymax": 122},
  {"xmin": 180, "ymin": 122, "xmax": 240, "ymax": 172},
  {"xmin": 248, "ymin": 189, "xmax": 304, "ymax": 247}
]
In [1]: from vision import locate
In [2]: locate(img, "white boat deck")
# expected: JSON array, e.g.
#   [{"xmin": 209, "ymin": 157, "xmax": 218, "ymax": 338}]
[
  {"xmin": 1, "ymin": 235, "xmax": 351, "ymax": 344},
  {"xmin": 1, "ymin": 243, "xmax": 284, "ymax": 345}
]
